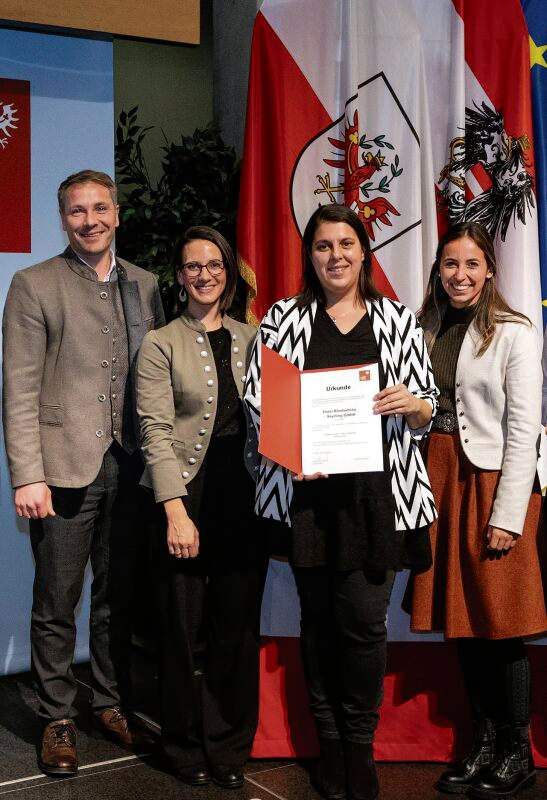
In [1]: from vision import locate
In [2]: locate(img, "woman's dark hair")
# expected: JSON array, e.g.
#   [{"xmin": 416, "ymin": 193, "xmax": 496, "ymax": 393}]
[
  {"xmin": 175, "ymin": 225, "xmax": 238, "ymax": 313},
  {"xmin": 297, "ymin": 204, "xmax": 381, "ymax": 307},
  {"xmin": 418, "ymin": 221, "xmax": 530, "ymax": 356}
]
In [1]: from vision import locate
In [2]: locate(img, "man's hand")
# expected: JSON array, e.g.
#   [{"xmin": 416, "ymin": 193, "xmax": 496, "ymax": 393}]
[{"xmin": 14, "ymin": 482, "xmax": 55, "ymax": 519}]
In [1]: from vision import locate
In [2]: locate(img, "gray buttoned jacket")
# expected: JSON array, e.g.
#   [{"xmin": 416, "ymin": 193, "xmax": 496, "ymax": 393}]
[
  {"xmin": 2, "ymin": 248, "xmax": 165, "ymax": 489},
  {"xmin": 137, "ymin": 312, "xmax": 258, "ymax": 503}
]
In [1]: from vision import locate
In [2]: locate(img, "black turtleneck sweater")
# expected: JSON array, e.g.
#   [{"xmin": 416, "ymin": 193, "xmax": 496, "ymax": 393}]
[{"xmin": 430, "ymin": 304, "xmax": 476, "ymax": 416}]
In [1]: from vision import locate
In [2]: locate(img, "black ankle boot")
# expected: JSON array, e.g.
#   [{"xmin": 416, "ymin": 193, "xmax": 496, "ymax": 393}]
[
  {"xmin": 469, "ymin": 725, "xmax": 536, "ymax": 799},
  {"xmin": 436, "ymin": 718, "xmax": 496, "ymax": 794},
  {"xmin": 313, "ymin": 738, "xmax": 346, "ymax": 800},
  {"xmin": 344, "ymin": 741, "xmax": 378, "ymax": 800}
]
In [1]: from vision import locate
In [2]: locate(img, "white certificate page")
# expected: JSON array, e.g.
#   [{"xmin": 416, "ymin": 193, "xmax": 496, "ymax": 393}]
[{"xmin": 300, "ymin": 363, "xmax": 384, "ymax": 475}]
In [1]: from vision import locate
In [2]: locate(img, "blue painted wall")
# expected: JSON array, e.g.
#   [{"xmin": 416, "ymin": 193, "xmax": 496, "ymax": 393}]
[{"xmin": 0, "ymin": 28, "xmax": 114, "ymax": 675}]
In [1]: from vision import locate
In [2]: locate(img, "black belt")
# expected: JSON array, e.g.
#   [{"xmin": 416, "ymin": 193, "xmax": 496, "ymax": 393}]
[{"xmin": 432, "ymin": 411, "xmax": 458, "ymax": 433}]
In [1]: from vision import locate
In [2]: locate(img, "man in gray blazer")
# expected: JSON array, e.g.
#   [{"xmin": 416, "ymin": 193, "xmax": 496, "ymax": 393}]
[{"xmin": 2, "ymin": 170, "xmax": 165, "ymax": 775}]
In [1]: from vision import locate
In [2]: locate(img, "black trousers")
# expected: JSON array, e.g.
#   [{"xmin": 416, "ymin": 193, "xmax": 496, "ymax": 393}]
[
  {"xmin": 457, "ymin": 637, "xmax": 531, "ymax": 728},
  {"xmin": 293, "ymin": 566, "xmax": 394, "ymax": 744},
  {"xmin": 29, "ymin": 443, "xmax": 142, "ymax": 722},
  {"xmin": 153, "ymin": 436, "xmax": 267, "ymax": 771}
]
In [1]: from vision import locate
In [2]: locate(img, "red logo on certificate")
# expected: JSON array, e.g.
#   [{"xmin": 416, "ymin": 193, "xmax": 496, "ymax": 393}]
[
  {"xmin": 359, "ymin": 369, "xmax": 371, "ymax": 381},
  {"xmin": 0, "ymin": 78, "xmax": 30, "ymax": 253}
]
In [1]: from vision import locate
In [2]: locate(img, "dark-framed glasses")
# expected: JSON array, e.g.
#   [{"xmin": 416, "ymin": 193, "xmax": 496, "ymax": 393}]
[{"xmin": 181, "ymin": 259, "xmax": 225, "ymax": 277}]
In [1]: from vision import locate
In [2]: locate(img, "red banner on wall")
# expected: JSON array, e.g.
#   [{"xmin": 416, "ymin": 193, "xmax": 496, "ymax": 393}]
[{"xmin": 0, "ymin": 79, "xmax": 30, "ymax": 253}]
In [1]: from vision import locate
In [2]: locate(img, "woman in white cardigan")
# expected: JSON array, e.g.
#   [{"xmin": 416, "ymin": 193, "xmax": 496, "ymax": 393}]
[{"xmin": 409, "ymin": 222, "xmax": 546, "ymax": 800}]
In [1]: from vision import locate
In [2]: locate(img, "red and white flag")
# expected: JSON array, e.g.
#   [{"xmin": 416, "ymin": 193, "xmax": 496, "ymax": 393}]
[
  {"xmin": 0, "ymin": 78, "xmax": 30, "ymax": 253},
  {"xmin": 238, "ymin": 0, "xmax": 541, "ymax": 329}
]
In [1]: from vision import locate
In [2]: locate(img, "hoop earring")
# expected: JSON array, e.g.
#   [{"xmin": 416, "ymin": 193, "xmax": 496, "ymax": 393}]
[{"xmin": 178, "ymin": 287, "xmax": 187, "ymax": 303}]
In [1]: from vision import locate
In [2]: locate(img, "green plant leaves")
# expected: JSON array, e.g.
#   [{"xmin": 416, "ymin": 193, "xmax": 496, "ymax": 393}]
[{"xmin": 114, "ymin": 108, "xmax": 241, "ymax": 317}]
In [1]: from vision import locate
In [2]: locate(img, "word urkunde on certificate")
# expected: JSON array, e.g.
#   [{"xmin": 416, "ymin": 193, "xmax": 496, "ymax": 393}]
[{"xmin": 300, "ymin": 363, "xmax": 383, "ymax": 475}]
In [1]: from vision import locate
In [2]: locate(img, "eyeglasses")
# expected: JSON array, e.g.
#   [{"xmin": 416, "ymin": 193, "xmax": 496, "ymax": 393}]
[{"xmin": 181, "ymin": 259, "xmax": 225, "ymax": 277}]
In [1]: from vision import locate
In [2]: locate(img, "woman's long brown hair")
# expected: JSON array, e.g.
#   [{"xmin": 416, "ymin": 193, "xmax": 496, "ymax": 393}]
[{"xmin": 418, "ymin": 222, "xmax": 530, "ymax": 356}]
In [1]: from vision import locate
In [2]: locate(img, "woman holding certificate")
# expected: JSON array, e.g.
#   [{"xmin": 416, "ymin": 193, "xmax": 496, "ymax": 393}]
[
  {"xmin": 137, "ymin": 227, "xmax": 265, "ymax": 790},
  {"xmin": 244, "ymin": 204, "xmax": 438, "ymax": 800},
  {"xmin": 408, "ymin": 222, "xmax": 546, "ymax": 799}
]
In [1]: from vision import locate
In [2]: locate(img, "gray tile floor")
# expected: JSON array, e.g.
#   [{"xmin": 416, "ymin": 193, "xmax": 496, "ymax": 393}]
[
  {"xmin": 2, "ymin": 756, "xmax": 546, "ymax": 800},
  {"xmin": 1, "ymin": 667, "xmax": 545, "ymax": 800}
]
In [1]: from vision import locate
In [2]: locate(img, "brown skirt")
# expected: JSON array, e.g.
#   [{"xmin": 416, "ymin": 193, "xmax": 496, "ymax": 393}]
[{"xmin": 409, "ymin": 431, "xmax": 547, "ymax": 639}]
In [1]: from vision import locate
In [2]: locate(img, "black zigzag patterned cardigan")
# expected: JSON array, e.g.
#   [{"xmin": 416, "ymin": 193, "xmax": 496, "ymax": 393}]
[{"xmin": 244, "ymin": 296, "xmax": 439, "ymax": 532}]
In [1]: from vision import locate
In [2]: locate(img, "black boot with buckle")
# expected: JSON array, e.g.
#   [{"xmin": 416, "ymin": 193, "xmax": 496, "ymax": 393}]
[
  {"xmin": 469, "ymin": 725, "xmax": 536, "ymax": 799},
  {"xmin": 436, "ymin": 718, "xmax": 496, "ymax": 794}
]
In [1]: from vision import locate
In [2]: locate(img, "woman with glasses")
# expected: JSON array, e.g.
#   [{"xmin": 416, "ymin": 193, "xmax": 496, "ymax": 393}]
[{"xmin": 136, "ymin": 226, "xmax": 265, "ymax": 791}]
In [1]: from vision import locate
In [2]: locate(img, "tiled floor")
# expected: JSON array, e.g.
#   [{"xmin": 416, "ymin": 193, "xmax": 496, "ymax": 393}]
[{"xmin": 1, "ymin": 664, "xmax": 545, "ymax": 800}]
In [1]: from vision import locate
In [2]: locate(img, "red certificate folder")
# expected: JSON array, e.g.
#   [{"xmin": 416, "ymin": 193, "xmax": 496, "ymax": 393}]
[
  {"xmin": 259, "ymin": 345, "xmax": 302, "ymax": 474},
  {"xmin": 259, "ymin": 345, "xmax": 379, "ymax": 475}
]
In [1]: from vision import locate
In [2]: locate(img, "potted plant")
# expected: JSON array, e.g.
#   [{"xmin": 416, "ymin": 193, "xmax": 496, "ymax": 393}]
[{"xmin": 115, "ymin": 107, "xmax": 243, "ymax": 319}]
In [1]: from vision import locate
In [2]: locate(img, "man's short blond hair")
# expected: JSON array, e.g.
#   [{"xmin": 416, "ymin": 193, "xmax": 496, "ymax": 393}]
[{"xmin": 58, "ymin": 170, "xmax": 117, "ymax": 212}]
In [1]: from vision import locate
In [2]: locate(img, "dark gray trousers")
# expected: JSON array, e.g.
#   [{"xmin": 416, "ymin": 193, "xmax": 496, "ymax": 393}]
[
  {"xmin": 29, "ymin": 444, "xmax": 142, "ymax": 722},
  {"xmin": 293, "ymin": 567, "xmax": 395, "ymax": 744}
]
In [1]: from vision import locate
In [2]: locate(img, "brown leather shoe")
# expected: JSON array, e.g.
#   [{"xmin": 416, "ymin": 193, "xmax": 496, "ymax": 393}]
[
  {"xmin": 94, "ymin": 707, "xmax": 150, "ymax": 750},
  {"xmin": 39, "ymin": 719, "xmax": 78, "ymax": 776}
]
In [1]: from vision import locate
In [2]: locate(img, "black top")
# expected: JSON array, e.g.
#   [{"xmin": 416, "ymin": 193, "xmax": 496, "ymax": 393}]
[
  {"xmin": 291, "ymin": 306, "xmax": 398, "ymax": 572},
  {"xmin": 181, "ymin": 327, "xmax": 260, "ymax": 563},
  {"xmin": 430, "ymin": 304, "xmax": 476, "ymax": 415},
  {"xmin": 207, "ymin": 327, "xmax": 246, "ymax": 438}
]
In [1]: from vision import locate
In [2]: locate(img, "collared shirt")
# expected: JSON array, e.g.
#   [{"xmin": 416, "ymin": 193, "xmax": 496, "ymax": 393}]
[{"xmin": 77, "ymin": 250, "xmax": 117, "ymax": 282}]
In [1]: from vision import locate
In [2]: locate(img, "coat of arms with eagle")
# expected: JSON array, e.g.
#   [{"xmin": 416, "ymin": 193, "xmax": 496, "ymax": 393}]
[
  {"xmin": 291, "ymin": 72, "xmax": 421, "ymax": 254},
  {"xmin": 313, "ymin": 109, "xmax": 402, "ymax": 242},
  {"xmin": 438, "ymin": 100, "xmax": 534, "ymax": 241}
]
